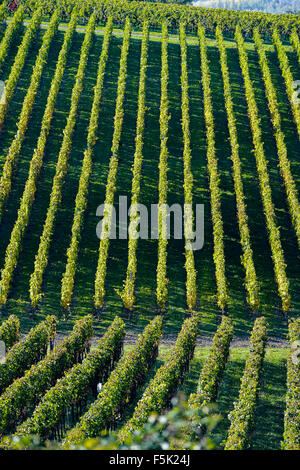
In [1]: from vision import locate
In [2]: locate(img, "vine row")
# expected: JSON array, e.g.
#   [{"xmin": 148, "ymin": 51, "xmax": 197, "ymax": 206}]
[
  {"xmin": 118, "ymin": 315, "xmax": 199, "ymax": 442},
  {"xmin": 236, "ymin": 26, "xmax": 290, "ymax": 312},
  {"xmin": 0, "ymin": 7, "xmax": 43, "ymax": 130},
  {"xmin": 224, "ymin": 316, "xmax": 268, "ymax": 450},
  {"xmin": 254, "ymin": 28, "xmax": 300, "ymax": 250},
  {"xmin": 7, "ymin": 316, "xmax": 125, "ymax": 445},
  {"xmin": 94, "ymin": 17, "xmax": 131, "ymax": 309},
  {"xmin": 199, "ymin": 24, "xmax": 228, "ymax": 312},
  {"xmin": 0, "ymin": 2, "xmax": 8, "ymax": 24},
  {"xmin": 0, "ymin": 9, "xmax": 60, "ymax": 225},
  {"xmin": 120, "ymin": 21, "xmax": 149, "ymax": 311},
  {"xmin": 273, "ymin": 29, "xmax": 300, "ymax": 139},
  {"xmin": 179, "ymin": 23, "xmax": 197, "ymax": 311},
  {"xmin": 0, "ymin": 315, "xmax": 21, "ymax": 350},
  {"xmin": 0, "ymin": 5, "xmax": 24, "ymax": 71},
  {"xmin": 188, "ymin": 315, "xmax": 233, "ymax": 409},
  {"xmin": 216, "ymin": 26, "xmax": 259, "ymax": 311},
  {"xmin": 0, "ymin": 315, "xmax": 57, "ymax": 394},
  {"xmin": 290, "ymin": 29, "xmax": 300, "ymax": 66},
  {"xmin": 0, "ymin": 315, "xmax": 93, "ymax": 437},
  {"xmin": 62, "ymin": 316, "xmax": 163, "ymax": 447},
  {"xmin": 156, "ymin": 22, "xmax": 169, "ymax": 312},
  {"xmin": 60, "ymin": 16, "xmax": 113, "ymax": 310},
  {"xmin": 282, "ymin": 318, "xmax": 300, "ymax": 450},
  {"xmin": 0, "ymin": 8, "xmax": 78, "ymax": 307}
]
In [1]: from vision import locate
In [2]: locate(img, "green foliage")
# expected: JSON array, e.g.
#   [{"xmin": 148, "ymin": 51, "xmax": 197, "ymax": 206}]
[
  {"xmin": 29, "ymin": 12, "xmax": 96, "ymax": 307},
  {"xmin": 61, "ymin": 316, "xmax": 163, "ymax": 446},
  {"xmin": 119, "ymin": 21, "xmax": 149, "ymax": 310},
  {"xmin": 225, "ymin": 317, "xmax": 268, "ymax": 450},
  {"xmin": 0, "ymin": 9, "xmax": 60, "ymax": 229},
  {"xmin": 0, "ymin": 5, "xmax": 24, "ymax": 71},
  {"xmin": 179, "ymin": 23, "xmax": 197, "ymax": 311},
  {"xmin": 94, "ymin": 17, "xmax": 131, "ymax": 309},
  {"xmin": 291, "ymin": 29, "xmax": 300, "ymax": 65},
  {"xmin": 235, "ymin": 25, "xmax": 290, "ymax": 312},
  {"xmin": 216, "ymin": 26, "xmax": 259, "ymax": 311},
  {"xmin": 0, "ymin": 315, "xmax": 93, "ymax": 437},
  {"xmin": 3, "ymin": 396, "xmax": 221, "ymax": 450},
  {"xmin": 254, "ymin": 28, "xmax": 300, "ymax": 250},
  {"xmin": 118, "ymin": 315, "xmax": 199, "ymax": 442},
  {"xmin": 0, "ymin": 7, "xmax": 43, "ymax": 130},
  {"xmin": 0, "ymin": 8, "xmax": 78, "ymax": 308},
  {"xmin": 156, "ymin": 21, "xmax": 169, "ymax": 311},
  {"xmin": 0, "ymin": 315, "xmax": 57, "ymax": 394},
  {"xmin": 199, "ymin": 24, "xmax": 228, "ymax": 312},
  {"xmin": 273, "ymin": 28, "xmax": 300, "ymax": 139},
  {"xmin": 2, "ymin": 316, "xmax": 124, "ymax": 446},
  {"xmin": 0, "ymin": 315, "xmax": 21, "ymax": 350},
  {"xmin": 0, "ymin": 0, "xmax": 297, "ymax": 452},
  {"xmin": 189, "ymin": 316, "xmax": 233, "ymax": 409},
  {"xmin": 282, "ymin": 318, "xmax": 300, "ymax": 450},
  {"xmin": 61, "ymin": 16, "xmax": 113, "ymax": 310},
  {"xmin": 17, "ymin": 0, "xmax": 300, "ymax": 36},
  {"xmin": 0, "ymin": 2, "xmax": 8, "ymax": 24}
]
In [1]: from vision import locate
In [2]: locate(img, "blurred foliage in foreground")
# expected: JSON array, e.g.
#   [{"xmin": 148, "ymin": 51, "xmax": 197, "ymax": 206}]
[{"xmin": 6, "ymin": 395, "xmax": 221, "ymax": 450}]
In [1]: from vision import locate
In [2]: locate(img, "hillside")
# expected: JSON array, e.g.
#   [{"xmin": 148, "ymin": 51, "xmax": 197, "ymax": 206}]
[
  {"xmin": 193, "ymin": 0, "xmax": 299, "ymax": 15},
  {"xmin": 0, "ymin": 0, "xmax": 299, "ymax": 451}
]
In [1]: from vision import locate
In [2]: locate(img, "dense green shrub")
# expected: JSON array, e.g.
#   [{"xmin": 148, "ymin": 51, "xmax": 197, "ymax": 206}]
[{"xmin": 0, "ymin": 315, "xmax": 21, "ymax": 350}]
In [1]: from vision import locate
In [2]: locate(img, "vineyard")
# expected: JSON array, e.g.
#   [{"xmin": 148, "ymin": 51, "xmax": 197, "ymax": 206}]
[{"xmin": 0, "ymin": 0, "xmax": 299, "ymax": 451}]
